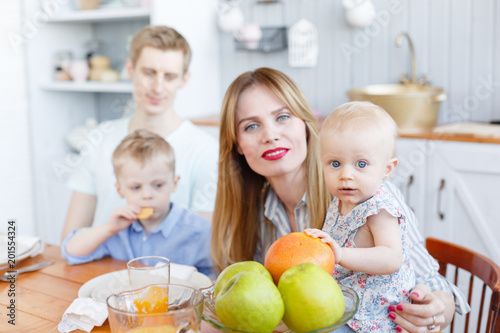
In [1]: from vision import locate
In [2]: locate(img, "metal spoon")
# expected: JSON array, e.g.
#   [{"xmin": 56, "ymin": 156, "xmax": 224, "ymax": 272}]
[{"xmin": 0, "ymin": 261, "xmax": 54, "ymax": 282}]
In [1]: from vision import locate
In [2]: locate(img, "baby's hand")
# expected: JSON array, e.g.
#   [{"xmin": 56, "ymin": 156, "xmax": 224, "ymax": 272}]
[
  {"xmin": 304, "ymin": 228, "xmax": 343, "ymax": 265},
  {"xmin": 108, "ymin": 204, "xmax": 141, "ymax": 234}
]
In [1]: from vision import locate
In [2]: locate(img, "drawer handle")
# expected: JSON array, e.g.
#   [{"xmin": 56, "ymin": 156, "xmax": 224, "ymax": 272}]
[{"xmin": 437, "ymin": 179, "xmax": 445, "ymax": 220}]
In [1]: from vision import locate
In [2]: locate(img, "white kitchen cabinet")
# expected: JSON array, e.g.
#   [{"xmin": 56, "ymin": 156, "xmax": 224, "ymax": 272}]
[
  {"xmin": 424, "ymin": 140, "xmax": 500, "ymax": 264},
  {"xmin": 25, "ymin": 0, "xmax": 220, "ymax": 244},
  {"xmin": 392, "ymin": 138, "xmax": 500, "ymax": 265},
  {"xmin": 389, "ymin": 138, "xmax": 431, "ymax": 235}
]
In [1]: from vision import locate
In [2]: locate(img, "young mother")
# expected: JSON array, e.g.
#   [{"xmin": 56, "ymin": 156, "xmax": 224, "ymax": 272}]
[{"xmin": 211, "ymin": 68, "xmax": 468, "ymax": 333}]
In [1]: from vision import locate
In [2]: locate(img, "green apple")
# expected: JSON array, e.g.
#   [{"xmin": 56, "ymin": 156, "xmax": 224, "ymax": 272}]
[
  {"xmin": 214, "ymin": 261, "xmax": 272, "ymax": 297},
  {"xmin": 215, "ymin": 271, "xmax": 284, "ymax": 333},
  {"xmin": 278, "ymin": 263, "xmax": 345, "ymax": 333}
]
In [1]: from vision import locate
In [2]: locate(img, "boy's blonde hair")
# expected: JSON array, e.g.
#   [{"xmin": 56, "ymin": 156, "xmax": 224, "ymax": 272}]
[
  {"xmin": 129, "ymin": 25, "xmax": 192, "ymax": 73},
  {"xmin": 112, "ymin": 129, "xmax": 175, "ymax": 177},
  {"xmin": 322, "ymin": 101, "xmax": 398, "ymax": 158}
]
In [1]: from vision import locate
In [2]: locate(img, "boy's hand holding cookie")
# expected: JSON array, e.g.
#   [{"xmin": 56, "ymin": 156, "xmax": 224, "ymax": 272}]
[{"xmin": 108, "ymin": 204, "xmax": 142, "ymax": 234}]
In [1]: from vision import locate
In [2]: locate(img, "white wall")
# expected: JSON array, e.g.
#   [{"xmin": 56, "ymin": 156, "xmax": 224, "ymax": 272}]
[
  {"xmin": 0, "ymin": 1, "xmax": 36, "ymax": 236},
  {"xmin": 151, "ymin": 0, "xmax": 221, "ymax": 118}
]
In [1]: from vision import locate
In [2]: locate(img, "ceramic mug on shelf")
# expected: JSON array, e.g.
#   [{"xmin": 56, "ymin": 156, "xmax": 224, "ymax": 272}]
[
  {"xmin": 234, "ymin": 23, "xmax": 262, "ymax": 50},
  {"xmin": 68, "ymin": 60, "xmax": 89, "ymax": 82}
]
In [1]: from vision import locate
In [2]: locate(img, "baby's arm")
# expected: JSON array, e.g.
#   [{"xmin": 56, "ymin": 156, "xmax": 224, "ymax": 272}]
[
  {"xmin": 64, "ymin": 204, "xmax": 140, "ymax": 256},
  {"xmin": 350, "ymin": 210, "xmax": 403, "ymax": 275},
  {"xmin": 306, "ymin": 210, "xmax": 403, "ymax": 275},
  {"xmin": 344, "ymin": 210, "xmax": 403, "ymax": 274},
  {"xmin": 304, "ymin": 228, "xmax": 343, "ymax": 264}
]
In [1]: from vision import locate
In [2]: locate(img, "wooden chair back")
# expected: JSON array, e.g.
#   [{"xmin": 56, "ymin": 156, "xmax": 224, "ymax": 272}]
[{"xmin": 426, "ymin": 237, "xmax": 500, "ymax": 333}]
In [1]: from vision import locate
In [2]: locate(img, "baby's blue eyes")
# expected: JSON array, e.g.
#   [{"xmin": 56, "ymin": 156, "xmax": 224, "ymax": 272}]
[
  {"xmin": 356, "ymin": 161, "xmax": 367, "ymax": 168},
  {"xmin": 330, "ymin": 161, "xmax": 341, "ymax": 168},
  {"xmin": 329, "ymin": 161, "xmax": 367, "ymax": 168}
]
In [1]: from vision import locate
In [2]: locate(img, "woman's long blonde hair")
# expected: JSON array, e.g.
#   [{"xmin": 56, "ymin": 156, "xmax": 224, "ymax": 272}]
[{"xmin": 211, "ymin": 68, "xmax": 331, "ymax": 272}]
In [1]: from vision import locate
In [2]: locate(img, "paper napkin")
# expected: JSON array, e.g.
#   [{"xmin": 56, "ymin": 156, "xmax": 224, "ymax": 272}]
[{"xmin": 58, "ymin": 297, "xmax": 108, "ymax": 333}]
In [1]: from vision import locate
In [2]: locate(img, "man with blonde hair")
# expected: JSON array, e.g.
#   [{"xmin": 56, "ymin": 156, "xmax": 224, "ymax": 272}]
[{"xmin": 62, "ymin": 26, "xmax": 218, "ymax": 241}]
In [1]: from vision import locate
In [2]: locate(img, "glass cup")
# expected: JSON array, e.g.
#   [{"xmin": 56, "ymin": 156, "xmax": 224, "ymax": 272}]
[
  {"xmin": 107, "ymin": 284, "xmax": 204, "ymax": 333},
  {"xmin": 127, "ymin": 256, "xmax": 170, "ymax": 290}
]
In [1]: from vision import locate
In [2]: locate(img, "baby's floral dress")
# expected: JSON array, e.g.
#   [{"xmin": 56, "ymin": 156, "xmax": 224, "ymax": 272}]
[{"xmin": 323, "ymin": 184, "xmax": 415, "ymax": 332}]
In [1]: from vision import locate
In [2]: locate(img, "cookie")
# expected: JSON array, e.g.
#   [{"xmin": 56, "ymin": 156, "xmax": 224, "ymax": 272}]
[{"xmin": 137, "ymin": 207, "xmax": 153, "ymax": 220}]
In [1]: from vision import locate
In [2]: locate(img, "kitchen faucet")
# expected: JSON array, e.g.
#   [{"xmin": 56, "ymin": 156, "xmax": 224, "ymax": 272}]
[{"xmin": 395, "ymin": 32, "xmax": 430, "ymax": 86}]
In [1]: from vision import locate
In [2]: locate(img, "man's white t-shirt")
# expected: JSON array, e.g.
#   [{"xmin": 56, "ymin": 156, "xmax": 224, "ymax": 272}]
[{"xmin": 67, "ymin": 116, "xmax": 218, "ymax": 226}]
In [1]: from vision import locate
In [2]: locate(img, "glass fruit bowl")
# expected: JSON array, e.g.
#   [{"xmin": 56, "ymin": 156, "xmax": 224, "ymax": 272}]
[{"xmin": 201, "ymin": 282, "xmax": 359, "ymax": 333}]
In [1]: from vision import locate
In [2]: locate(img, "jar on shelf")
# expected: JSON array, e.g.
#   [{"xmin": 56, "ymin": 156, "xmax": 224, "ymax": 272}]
[
  {"xmin": 77, "ymin": 0, "xmax": 100, "ymax": 10},
  {"xmin": 54, "ymin": 51, "xmax": 73, "ymax": 81}
]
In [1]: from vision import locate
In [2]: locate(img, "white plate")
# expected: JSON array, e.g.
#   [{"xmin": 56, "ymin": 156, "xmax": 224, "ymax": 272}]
[
  {"xmin": 79, "ymin": 269, "xmax": 213, "ymax": 303},
  {"xmin": 0, "ymin": 235, "xmax": 43, "ymax": 267}
]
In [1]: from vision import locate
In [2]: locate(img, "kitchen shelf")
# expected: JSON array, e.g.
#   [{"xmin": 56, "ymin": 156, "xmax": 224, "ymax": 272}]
[
  {"xmin": 41, "ymin": 81, "xmax": 133, "ymax": 93},
  {"xmin": 47, "ymin": 7, "xmax": 150, "ymax": 23}
]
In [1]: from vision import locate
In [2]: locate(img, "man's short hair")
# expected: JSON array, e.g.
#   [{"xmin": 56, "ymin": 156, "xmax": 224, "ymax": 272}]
[{"xmin": 129, "ymin": 25, "xmax": 192, "ymax": 73}]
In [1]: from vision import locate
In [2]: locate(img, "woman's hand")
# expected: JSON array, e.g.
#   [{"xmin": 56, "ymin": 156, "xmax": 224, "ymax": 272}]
[{"xmin": 388, "ymin": 284, "xmax": 455, "ymax": 332}]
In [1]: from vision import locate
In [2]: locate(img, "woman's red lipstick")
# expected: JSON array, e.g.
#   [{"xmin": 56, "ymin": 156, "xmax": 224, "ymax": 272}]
[{"xmin": 262, "ymin": 148, "xmax": 289, "ymax": 160}]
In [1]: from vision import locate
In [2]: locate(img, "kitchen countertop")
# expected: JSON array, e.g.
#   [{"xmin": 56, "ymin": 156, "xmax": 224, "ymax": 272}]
[
  {"xmin": 398, "ymin": 122, "xmax": 500, "ymax": 144},
  {"xmin": 191, "ymin": 115, "xmax": 500, "ymax": 145}
]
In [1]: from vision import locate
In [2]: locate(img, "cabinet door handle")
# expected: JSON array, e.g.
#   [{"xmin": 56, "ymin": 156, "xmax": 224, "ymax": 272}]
[
  {"xmin": 405, "ymin": 175, "xmax": 414, "ymax": 211},
  {"xmin": 437, "ymin": 179, "xmax": 445, "ymax": 220}
]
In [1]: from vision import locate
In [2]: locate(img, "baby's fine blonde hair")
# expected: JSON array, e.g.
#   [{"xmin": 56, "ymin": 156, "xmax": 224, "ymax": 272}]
[
  {"xmin": 112, "ymin": 129, "xmax": 175, "ymax": 177},
  {"xmin": 322, "ymin": 101, "xmax": 398, "ymax": 158}
]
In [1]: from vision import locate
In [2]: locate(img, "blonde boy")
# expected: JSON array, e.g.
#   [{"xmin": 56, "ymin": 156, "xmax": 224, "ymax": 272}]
[{"xmin": 62, "ymin": 130, "xmax": 213, "ymax": 276}]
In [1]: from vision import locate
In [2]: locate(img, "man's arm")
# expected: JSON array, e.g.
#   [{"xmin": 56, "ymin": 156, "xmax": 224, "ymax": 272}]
[{"xmin": 61, "ymin": 191, "xmax": 97, "ymax": 242}]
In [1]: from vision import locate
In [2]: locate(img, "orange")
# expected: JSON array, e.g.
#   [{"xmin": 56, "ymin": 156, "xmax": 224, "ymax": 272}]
[
  {"xmin": 264, "ymin": 232, "xmax": 335, "ymax": 285},
  {"xmin": 133, "ymin": 286, "xmax": 169, "ymax": 314}
]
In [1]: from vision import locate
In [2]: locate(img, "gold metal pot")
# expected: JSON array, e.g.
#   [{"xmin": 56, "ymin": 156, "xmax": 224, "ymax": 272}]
[{"xmin": 347, "ymin": 84, "xmax": 447, "ymax": 131}]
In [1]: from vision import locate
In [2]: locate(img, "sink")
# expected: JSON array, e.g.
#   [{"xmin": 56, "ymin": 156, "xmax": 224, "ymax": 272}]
[
  {"xmin": 347, "ymin": 33, "xmax": 447, "ymax": 131},
  {"xmin": 347, "ymin": 84, "xmax": 447, "ymax": 131}
]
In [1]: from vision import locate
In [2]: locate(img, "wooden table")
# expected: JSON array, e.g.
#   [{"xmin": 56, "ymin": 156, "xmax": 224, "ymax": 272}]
[
  {"xmin": 0, "ymin": 244, "xmax": 126, "ymax": 332},
  {"xmin": 0, "ymin": 244, "xmax": 220, "ymax": 333}
]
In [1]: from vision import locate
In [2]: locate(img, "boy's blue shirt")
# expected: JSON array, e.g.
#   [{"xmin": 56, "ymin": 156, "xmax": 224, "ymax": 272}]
[{"xmin": 61, "ymin": 203, "xmax": 214, "ymax": 277}]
